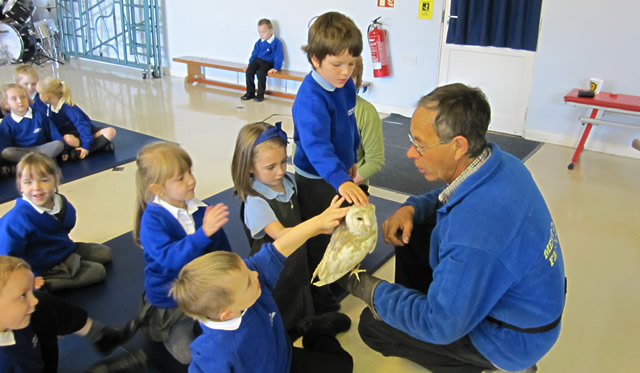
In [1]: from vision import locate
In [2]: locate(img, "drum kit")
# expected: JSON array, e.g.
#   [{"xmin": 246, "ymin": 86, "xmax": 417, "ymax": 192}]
[{"xmin": 0, "ymin": 0, "xmax": 62, "ymax": 65}]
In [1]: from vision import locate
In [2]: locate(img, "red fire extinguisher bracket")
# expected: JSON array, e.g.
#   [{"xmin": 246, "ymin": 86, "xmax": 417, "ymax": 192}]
[{"xmin": 368, "ymin": 17, "xmax": 391, "ymax": 78}]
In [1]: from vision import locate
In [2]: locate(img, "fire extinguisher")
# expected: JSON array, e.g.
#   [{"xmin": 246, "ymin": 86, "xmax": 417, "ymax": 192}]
[{"xmin": 368, "ymin": 16, "xmax": 391, "ymax": 78}]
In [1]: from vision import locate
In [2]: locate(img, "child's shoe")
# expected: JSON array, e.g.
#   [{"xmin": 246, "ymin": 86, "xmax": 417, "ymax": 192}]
[
  {"xmin": 103, "ymin": 141, "xmax": 115, "ymax": 152},
  {"xmin": 87, "ymin": 349, "xmax": 148, "ymax": 373},
  {"xmin": 241, "ymin": 93, "xmax": 255, "ymax": 100},
  {"xmin": 296, "ymin": 312, "xmax": 351, "ymax": 337},
  {"xmin": 0, "ymin": 164, "xmax": 15, "ymax": 178},
  {"xmin": 632, "ymin": 138, "xmax": 640, "ymax": 151},
  {"xmin": 94, "ymin": 319, "xmax": 141, "ymax": 355}
]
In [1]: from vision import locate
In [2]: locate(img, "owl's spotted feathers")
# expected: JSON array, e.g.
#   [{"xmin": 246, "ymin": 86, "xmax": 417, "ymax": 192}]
[{"xmin": 311, "ymin": 203, "xmax": 377, "ymax": 286}]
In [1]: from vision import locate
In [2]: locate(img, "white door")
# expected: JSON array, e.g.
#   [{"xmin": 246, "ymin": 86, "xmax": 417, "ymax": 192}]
[{"xmin": 437, "ymin": 0, "xmax": 537, "ymax": 136}]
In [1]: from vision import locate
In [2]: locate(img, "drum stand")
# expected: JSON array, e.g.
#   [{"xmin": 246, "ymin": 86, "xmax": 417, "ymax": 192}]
[{"xmin": 31, "ymin": 35, "xmax": 63, "ymax": 65}]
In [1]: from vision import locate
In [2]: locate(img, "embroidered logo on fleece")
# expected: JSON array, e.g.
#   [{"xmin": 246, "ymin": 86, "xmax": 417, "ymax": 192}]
[
  {"xmin": 33, "ymin": 128, "xmax": 42, "ymax": 133},
  {"xmin": 348, "ymin": 107, "xmax": 355, "ymax": 116},
  {"xmin": 269, "ymin": 312, "xmax": 276, "ymax": 326}
]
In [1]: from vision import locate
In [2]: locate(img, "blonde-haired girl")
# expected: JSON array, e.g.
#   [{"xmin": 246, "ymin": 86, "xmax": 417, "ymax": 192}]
[
  {"xmin": 36, "ymin": 77, "xmax": 116, "ymax": 160},
  {"xmin": 231, "ymin": 121, "xmax": 314, "ymax": 333},
  {"xmin": 134, "ymin": 142, "xmax": 231, "ymax": 364}
]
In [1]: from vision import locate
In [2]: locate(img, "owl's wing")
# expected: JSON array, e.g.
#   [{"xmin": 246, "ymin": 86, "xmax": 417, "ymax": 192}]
[{"xmin": 312, "ymin": 226, "xmax": 378, "ymax": 286}]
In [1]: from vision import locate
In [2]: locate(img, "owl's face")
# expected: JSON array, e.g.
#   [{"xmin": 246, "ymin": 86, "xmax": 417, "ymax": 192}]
[{"xmin": 345, "ymin": 204, "xmax": 376, "ymax": 236}]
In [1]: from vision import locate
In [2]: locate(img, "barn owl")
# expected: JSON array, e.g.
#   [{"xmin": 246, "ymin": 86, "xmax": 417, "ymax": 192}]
[{"xmin": 311, "ymin": 203, "xmax": 377, "ymax": 286}]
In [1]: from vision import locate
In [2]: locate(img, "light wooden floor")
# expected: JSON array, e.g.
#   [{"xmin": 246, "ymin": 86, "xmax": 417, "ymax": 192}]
[{"xmin": 1, "ymin": 60, "xmax": 639, "ymax": 372}]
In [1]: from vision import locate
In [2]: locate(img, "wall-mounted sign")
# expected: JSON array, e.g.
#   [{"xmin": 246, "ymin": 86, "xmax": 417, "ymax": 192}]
[
  {"xmin": 378, "ymin": 0, "xmax": 394, "ymax": 8},
  {"xmin": 418, "ymin": 0, "xmax": 433, "ymax": 19}
]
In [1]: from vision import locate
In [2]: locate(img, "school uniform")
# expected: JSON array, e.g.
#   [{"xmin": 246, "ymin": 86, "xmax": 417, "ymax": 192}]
[
  {"xmin": 138, "ymin": 197, "xmax": 231, "ymax": 364},
  {"xmin": 0, "ymin": 108, "xmax": 64, "ymax": 162},
  {"xmin": 0, "ymin": 194, "xmax": 111, "ymax": 291},
  {"xmin": 241, "ymin": 175, "xmax": 314, "ymax": 332}
]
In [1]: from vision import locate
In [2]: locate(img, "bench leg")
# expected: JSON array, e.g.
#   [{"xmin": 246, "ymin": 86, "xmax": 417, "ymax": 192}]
[
  {"xmin": 568, "ymin": 108, "xmax": 599, "ymax": 170},
  {"xmin": 185, "ymin": 64, "xmax": 204, "ymax": 84}
]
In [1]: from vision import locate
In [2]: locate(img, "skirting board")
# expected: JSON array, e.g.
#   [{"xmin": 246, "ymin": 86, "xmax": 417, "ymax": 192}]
[{"xmin": 525, "ymin": 129, "xmax": 640, "ymax": 160}]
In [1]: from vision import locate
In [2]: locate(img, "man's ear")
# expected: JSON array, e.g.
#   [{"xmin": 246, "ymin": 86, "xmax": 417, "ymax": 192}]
[
  {"xmin": 149, "ymin": 183, "xmax": 163, "ymax": 197},
  {"xmin": 452, "ymin": 136, "xmax": 470, "ymax": 160}
]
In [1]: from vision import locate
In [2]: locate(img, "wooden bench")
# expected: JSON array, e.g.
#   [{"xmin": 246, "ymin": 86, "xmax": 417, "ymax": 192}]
[
  {"xmin": 173, "ymin": 56, "xmax": 305, "ymax": 100},
  {"xmin": 173, "ymin": 56, "xmax": 371, "ymax": 100}
]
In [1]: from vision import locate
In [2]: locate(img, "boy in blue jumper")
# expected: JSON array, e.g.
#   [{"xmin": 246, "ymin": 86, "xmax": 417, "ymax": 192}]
[
  {"xmin": 241, "ymin": 18, "xmax": 284, "ymax": 102},
  {"xmin": 14, "ymin": 65, "xmax": 46, "ymax": 115},
  {"xmin": 292, "ymin": 11, "xmax": 368, "ymax": 313},
  {"xmin": 0, "ymin": 255, "xmax": 146, "ymax": 373},
  {"xmin": 171, "ymin": 196, "xmax": 354, "ymax": 373},
  {"xmin": 0, "ymin": 84, "xmax": 64, "ymax": 164},
  {"xmin": 341, "ymin": 84, "xmax": 565, "ymax": 372}
]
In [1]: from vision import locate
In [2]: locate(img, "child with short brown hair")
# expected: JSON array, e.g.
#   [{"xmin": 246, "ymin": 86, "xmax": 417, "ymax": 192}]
[
  {"xmin": 292, "ymin": 11, "xmax": 368, "ymax": 313},
  {"xmin": 241, "ymin": 18, "xmax": 284, "ymax": 102}
]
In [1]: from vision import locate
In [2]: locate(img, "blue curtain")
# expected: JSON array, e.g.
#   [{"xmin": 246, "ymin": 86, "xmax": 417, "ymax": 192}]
[{"xmin": 446, "ymin": 0, "xmax": 542, "ymax": 52}]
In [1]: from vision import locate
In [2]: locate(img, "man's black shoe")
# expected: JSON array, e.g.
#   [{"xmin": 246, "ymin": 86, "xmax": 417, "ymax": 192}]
[
  {"xmin": 254, "ymin": 95, "xmax": 264, "ymax": 102},
  {"xmin": 241, "ymin": 93, "xmax": 255, "ymax": 100}
]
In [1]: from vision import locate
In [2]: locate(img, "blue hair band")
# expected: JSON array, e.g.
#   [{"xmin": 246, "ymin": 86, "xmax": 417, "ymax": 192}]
[{"xmin": 254, "ymin": 122, "xmax": 289, "ymax": 146}]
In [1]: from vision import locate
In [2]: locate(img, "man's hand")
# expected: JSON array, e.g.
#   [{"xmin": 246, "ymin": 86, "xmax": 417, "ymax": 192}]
[
  {"xmin": 268, "ymin": 68, "xmax": 278, "ymax": 74},
  {"xmin": 337, "ymin": 272, "xmax": 384, "ymax": 319},
  {"xmin": 382, "ymin": 205, "xmax": 415, "ymax": 246}
]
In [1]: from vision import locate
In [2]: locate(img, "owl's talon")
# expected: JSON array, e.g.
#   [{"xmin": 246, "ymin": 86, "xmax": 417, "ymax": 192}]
[{"xmin": 349, "ymin": 265, "xmax": 367, "ymax": 281}]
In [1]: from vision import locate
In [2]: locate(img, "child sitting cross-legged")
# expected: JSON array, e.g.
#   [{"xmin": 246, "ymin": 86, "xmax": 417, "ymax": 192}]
[
  {"xmin": 171, "ymin": 196, "xmax": 354, "ymax": 373},
  {"xmin": 0, "ymin": 152, "xmax": 113, "ymax": 292},
  {"xmin": 0, "ymin": 84, "xmax": 64, "ymax": 171},
  {"xmin": 0, "ymin": 255, "xmax": 146, "ymax": 373},
  {"xmin": 37, "ymin": 77, "xmax": 116, "ymax": 161}
]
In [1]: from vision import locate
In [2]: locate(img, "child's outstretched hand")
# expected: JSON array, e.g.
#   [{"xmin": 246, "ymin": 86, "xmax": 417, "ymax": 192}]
[
  {"xmin": 202, "ymin": 203, "xmax": 229, "ymax": 237},
  {"xmin": 314, "ymin": 196, "xmax": 350, "ymax": 235},
  {"xmin": 338, "ymin": 181, "xmax": 369, "ymax": 206}
]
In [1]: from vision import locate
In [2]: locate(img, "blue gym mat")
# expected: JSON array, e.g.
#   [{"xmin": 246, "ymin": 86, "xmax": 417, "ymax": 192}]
[
  {"xmin": 0, "ymin": 122, "xmax": 166, "ymax": 205},
  {"xmin": 58, "ymin": 188, "xmax": 400, "ymax": 372}
]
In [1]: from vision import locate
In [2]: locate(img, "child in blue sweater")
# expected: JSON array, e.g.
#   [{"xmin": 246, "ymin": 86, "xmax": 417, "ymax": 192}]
[
  {"xmin": 232, "ymin": 121, "xmax": 314, "ymax": 334},
  {"xmin": 134, "ymin": 142, "xmax": 232, "ymax": 365},
  {"xmin": 171, "ymin": 195, "xmax": 353, "ymax": 373},
  {"xmin": 36, "ymin": 76, "xmax": 116, "ymax": 161},
  {"xmin": 0, "ymin": 152, "xmax": 112, "ymax": 292},
  {"xmin": 292, "ymin": 11, "xmax": 368, "ymax": 312},
  {"xmin": 0, "ymin": 255, "xmax": 146, "ymax": 373},
  {"xmin": 241, "ymin": 18, "xmax": 284, "ymax": 102},
  {"xmin": 0, "ymin": 84, "xmax": 64, "ymax": 164}
]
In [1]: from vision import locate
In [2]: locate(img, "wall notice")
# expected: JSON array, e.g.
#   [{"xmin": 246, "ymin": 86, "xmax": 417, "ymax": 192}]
[
  {"xmin": 378, "ymin": 0, "xmax": 394, "ymax": 8},
  {"xmin": 418, "ymin": 0, "xmax": 433, "ymax": 19}
]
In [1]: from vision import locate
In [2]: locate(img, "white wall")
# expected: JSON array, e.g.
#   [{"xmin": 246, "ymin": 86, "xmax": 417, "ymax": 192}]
[
  {"xmin": 164, "ymin": 0, "xmax": 443, "ymax": 117},
  {"xmin": 526, "ymin": 0, "xmax": 640, "ymax": 158},
  {"xmin": 164, "ymin": 0, "xmax": 640, "ymax": 158}
]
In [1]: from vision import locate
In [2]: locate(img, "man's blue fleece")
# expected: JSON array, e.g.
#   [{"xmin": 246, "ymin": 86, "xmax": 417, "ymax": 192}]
[{"xmin": 373, "ymin": 144, "xmax": 565, "ymax": 371}]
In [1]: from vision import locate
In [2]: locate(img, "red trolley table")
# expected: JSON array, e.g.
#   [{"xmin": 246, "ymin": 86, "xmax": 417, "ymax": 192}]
[{"xmin": 564, "ymin": 89, "xmax": 640, "ymax": 170}]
